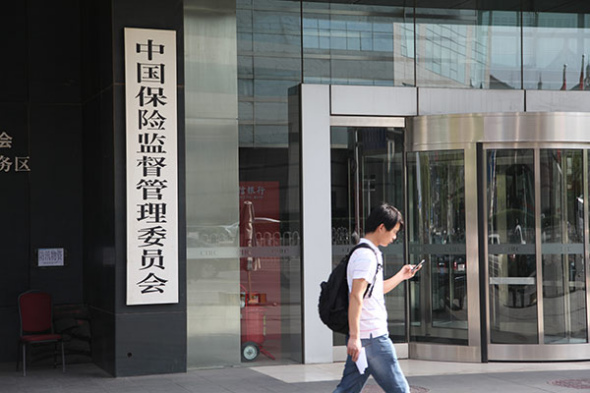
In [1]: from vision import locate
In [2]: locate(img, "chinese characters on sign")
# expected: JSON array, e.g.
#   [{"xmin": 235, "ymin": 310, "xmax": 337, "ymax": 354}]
[
  {"xmin": 125, "ymin": 28, "xmax": 178, "ymax": 305},
  {"xmin": 239, "ymin": 184, "xmax": 267, "ymax": 200},
  {"xmin": 0, "ymin": 131, "xmax": 31, "ymax": 173}
]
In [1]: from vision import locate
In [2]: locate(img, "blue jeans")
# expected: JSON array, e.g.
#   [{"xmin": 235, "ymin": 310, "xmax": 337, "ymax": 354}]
[{"xmin": 333, "ymin": 334, "xmax": 410, "ymax": 393}]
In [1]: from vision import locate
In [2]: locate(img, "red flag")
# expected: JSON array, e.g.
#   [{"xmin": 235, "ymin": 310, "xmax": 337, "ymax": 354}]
[{"xmin": 561, "ymin": 64, "xmax": 567, "ymax": 90}]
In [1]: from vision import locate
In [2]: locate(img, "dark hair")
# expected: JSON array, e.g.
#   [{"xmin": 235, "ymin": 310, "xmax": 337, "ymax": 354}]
[{"xmin": 365, "ymin": 203, "xmax": 404, "ymax": 234}]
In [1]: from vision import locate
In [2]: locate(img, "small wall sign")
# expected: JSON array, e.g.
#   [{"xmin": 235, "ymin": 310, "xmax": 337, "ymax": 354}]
[{"xmin": 37, "ymin": 248, "xmax": 65, "ymax": 267}]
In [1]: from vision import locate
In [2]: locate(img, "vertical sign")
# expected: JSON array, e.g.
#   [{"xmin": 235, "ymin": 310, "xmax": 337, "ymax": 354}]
[{"xmin": 125, "ymin": 28, "xmax": 178, "ymax": 305}]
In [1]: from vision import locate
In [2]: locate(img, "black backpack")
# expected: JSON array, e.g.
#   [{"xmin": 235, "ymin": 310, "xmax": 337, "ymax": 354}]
[{"xmin": 318, "ymin": 243, "xmax": 378, "ymax": 335}]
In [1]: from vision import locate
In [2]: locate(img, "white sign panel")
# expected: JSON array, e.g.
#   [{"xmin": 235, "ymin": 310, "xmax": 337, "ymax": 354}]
[
  {"xmin": 38, "ymin": 248, "xmax": 65, "ymax": 267},
  {"xmin": 124, "ymin": 28, "xmax": 178, "ymax": 305}
]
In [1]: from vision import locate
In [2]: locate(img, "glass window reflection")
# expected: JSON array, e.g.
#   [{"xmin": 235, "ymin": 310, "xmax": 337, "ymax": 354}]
[
  {"xmin": 524, "ymin": 13, "xmax": 590, "ymax": 91},
  {"xmin": 236, "ymin": 0, "xmax": 304, "ymax": 364},
  {"xmin": 237, "ymin": 0, "xmax": 302, "ymax": 147},
  {"xmin": 302, "ymin": 2, "xmax": 413, "ymax": 86},
  {"xmin": 416, "ymin": 9, "xmax": 521, "ymax": 89}
]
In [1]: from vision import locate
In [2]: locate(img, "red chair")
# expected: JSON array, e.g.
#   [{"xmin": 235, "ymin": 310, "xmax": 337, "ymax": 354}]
[{"xmin": 17, "ymin": 290, "xmax": 65, "ymax": 376}]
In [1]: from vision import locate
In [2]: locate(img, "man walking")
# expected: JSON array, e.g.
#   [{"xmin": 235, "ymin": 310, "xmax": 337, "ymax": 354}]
[{"xmin": 334, "ymin": 203, "xmax": 419, "ymax": 393}]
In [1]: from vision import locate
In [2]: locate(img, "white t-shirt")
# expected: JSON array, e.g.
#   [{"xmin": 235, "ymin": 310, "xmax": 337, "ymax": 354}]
[{"xmin": 346, "ymin": 238, "xmax": 388, "ymax": 339}]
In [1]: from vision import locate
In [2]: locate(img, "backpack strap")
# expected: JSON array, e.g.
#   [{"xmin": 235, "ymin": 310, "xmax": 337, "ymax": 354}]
[
  {"xmin": 365, "ymin": 258, "xmax": 382, "ymax": 298},
  {"xmin": 348, "ymin": 243, "xmax": 380, "ymax": 298}
]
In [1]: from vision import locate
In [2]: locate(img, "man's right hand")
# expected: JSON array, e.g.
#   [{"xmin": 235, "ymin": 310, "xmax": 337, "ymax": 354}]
[{"xmin": 347, "ymin": 336, "xmax": 362, "ymax": 362}]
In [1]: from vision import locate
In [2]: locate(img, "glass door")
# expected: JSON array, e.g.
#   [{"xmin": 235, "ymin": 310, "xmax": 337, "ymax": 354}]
[
  {"xmin": 485, "ymin": 146, "xmax": 588, "ymax": 358},
  {"xmin": 486, "ymin": 149, "xmax": 538, "ymax": 344},
  {"xmin": 405, "ymin": 112, "xmax": 590, "ymax": 362},
  {"xmin": 330, "ymin": 123, "xmax": 406, "ymax": 346},
  {"xmin": 540, "ymin": 149, "xmax": 587, "ymax": 344},
  {"xmin": 406, "ymin": 150, "xmax": 468, "ymax": 345}
]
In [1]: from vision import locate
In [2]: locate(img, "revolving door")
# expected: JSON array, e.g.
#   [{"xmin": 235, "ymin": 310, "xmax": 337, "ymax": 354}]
[{"xmin": 407, "ymin": 112, "xmax": 590, "ymax": 362}]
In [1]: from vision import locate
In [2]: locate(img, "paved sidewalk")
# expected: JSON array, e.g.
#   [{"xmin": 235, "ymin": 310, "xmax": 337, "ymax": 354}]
[{"xmin": 2, "ymin": 359, "xmax": 590, "ymax": 392}]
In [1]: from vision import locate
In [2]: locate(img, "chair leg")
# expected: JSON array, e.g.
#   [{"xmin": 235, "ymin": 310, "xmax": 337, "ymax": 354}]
[
  {"xmin": 22, "ymin": 344, "xmax": 26, "ymax": 377},
  {"xmin": 61, "ymin": 341, "xmax": 65, "ymax": 373},
  {"xmin": 16, "ymin": 342, "xmax": 20, "ymax": 372}
]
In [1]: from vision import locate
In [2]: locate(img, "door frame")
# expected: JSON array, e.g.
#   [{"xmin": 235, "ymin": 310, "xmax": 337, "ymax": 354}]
[
  {"xmin": 296, "ymin": 84, "xmax": 414, "ymax": 364},
  {"xmin": 330, "ymin": 116, "xmax": 408, "ymax": 362}
]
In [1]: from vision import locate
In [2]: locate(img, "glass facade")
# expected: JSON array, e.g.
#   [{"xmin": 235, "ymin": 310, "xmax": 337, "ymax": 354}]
[
  {"xmin": 524, "ymin": 13, "xmax": 590, "ymax": 90},
  {"xmin": 185, "ymin": 0, "xmax": 590, "ymax": 367},
  {"xmin": 237, "ymin": 0, "xmax": 302, "ymax": 147},
  {"xmin": 302, "ymin": 3, "xmax": 413, "ymax": 86},
  {"xmin": 236, "ymin": 0, "xmax": 304, "ymax": 365},
  {"xmin": 185, "ymin": 0, "xmax": 241, "ymax": 368},
  {"xmin": 416, "ymin": 9, "xmax": 521, "ymax": 89}
]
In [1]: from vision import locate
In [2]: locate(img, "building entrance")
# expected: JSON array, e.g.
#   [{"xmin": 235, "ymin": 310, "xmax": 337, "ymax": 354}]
[
  {"xmin": 407, "ymin": 112, "xmax": 590, "ymax": 362},
  {"xmin": 294, "ymin": 85, "xmax": 590, "ymax": 363},
  {"xmin": 483, "ymin": 145, "xmax": 588, "ymax": 360},
  {"xmin": 329, "ymin": 117, "xmax": 406, "ymax": 354}
]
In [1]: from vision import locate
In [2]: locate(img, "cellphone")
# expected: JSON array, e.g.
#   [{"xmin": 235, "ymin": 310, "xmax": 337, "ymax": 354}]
[{"xmin": 411, "ymin": 259, "xmax": 426, "ymax": 273}]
